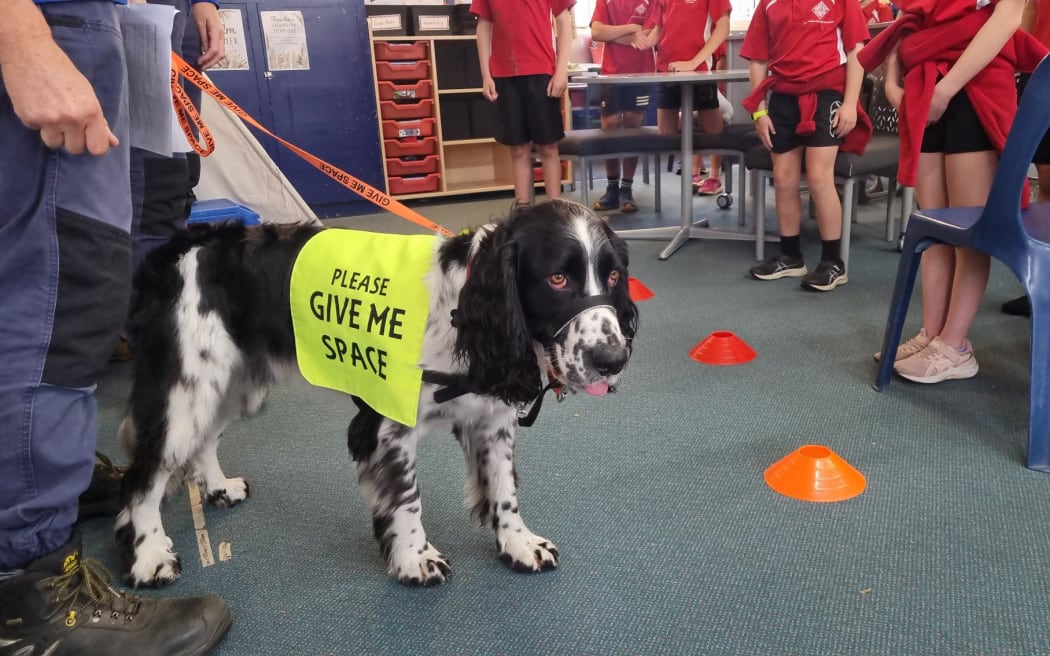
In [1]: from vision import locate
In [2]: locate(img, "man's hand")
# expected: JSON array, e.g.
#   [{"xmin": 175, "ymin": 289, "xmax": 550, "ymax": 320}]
[
  {"xmin": 927, "ymin": 81, "xmax": 954, "ymax": 124},
  {"xmin": 1, "ymin": 39, "xmax": 117, "ymax": 155},
  {"xmin": 192, "ymin": 2, "xmax": 226, "ymax": 69},
  {"xmin": 482, "ymin": 76, "xmax": 498, "ymax": 101}
]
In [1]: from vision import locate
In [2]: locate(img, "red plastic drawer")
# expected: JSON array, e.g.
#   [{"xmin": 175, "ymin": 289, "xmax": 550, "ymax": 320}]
[
  {"xmin": 377, "ymin": 79, "xmax": 433, "ymax": 101},
  {"xmin": 375, "ymin": 60, "xmax": 430, "ymax": 82},
  {"xmin": 533, "ymin": 161, "xmax": 570, "ymax": 182},
  {"xmin": 374, "ymin": 40, "xmax": 428, "ymax": 62},
  {"xmin": 379, "ymin": 98, "xmax": 435, "ymax": 120},
  {"xmin": 386, "ymin": 154, "xmax": 440, "ymax": 177},
  {"xmin": 384, "ymin": 136, "xmax": 437, "ymax": 158},
  {"xmin": 388, "ymin": 173, "xmax": 441, "ymax": 195},
  {"xmin": 381, "ymin": 117, "xmax": 436, "ymax": 140}
]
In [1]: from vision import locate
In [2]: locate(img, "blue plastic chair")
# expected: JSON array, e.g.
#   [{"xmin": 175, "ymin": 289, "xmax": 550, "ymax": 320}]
[{"xmin": 874, "ymin": 54, "xmax": 1050, "ymax": 472}]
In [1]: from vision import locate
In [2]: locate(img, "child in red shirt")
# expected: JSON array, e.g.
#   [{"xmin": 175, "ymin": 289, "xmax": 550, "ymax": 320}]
[
  {"xmin": 861, "ymin": 0, "xmax": 895, "ymax": 23},
  {"xmin": 637, "ymin": 0, "xmax": 732, "ymax": 195},
  {"xmin": 741, "ymin": 0, "xmax": 870, "ymax": 292},
  {"xmin": 861, "ymin": 0, "xmax": 1043, "ymax": 381},
  {"xmin": 472, "ymin": 0, "xmax": 575, "ymax": 207},
  {"xmin": 590, "ymin": 0, "xmax": 657, "ymax": 213}
]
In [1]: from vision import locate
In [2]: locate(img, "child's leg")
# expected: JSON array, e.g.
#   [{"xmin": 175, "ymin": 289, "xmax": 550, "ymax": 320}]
[
  {"xmin": 915, "ymin": 152, "xmax": 953, "ymax": 338},
  {"xmin": 804, "ymin": 145, "xmax": 842, "ymax": 262},
  {"xmin": 510, "ymin": 143, "xmax": 535, "ymax": 205},
  {"xmin": 620, "ymin": 109, "xmax": 644, "ymax": 181},
  {"xmin": 936, "ymin": 150, "xmax": 997, "ymax": 348},
  {"xmin": 771, "ymin": 147, "xmax": 805, "ymax": 251},
  {"xmin": 657, "ymin": 108, "xmax": 679, "ymax": 137},
  {"xmin": 600, "ymin": 110, "xmax": 624, "ymax": 182},
  {"xmin": 536, "ymin": 142, "xmax": 562, "ymax": 200},
  {"xmin": 695, "ymin": 108, "xmax": 724, "ymax": 195}
]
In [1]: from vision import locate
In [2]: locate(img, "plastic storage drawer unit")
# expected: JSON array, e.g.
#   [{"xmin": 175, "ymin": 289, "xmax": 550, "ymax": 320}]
[
  {"xmin": 381, "ymin": 117, "xmax": 436, "ymax": 140},
  {"xmin": 377, "ymin": 79, "xmax": 433, "ymax": 101},
  {"xmin": 388, "ymin": 173, "xmax": 441, "ymax": 195},
  {"xmin": 375, "ymin": 60, "xmax": 430, "ymax": 82},
  {"xmin": 384, "ymin": 136, "xmax": 438, "ymax": 158},
  {"xmin": 386, "ymin": 154, "xmax": 440, "ymax": 177},
  {"xmin": 379, "ymin": 99, "xmax": 435, "ymax": 121},
  {"xmin": 373, "ymin": 40, "xmax": 428, "ymax": 62}
]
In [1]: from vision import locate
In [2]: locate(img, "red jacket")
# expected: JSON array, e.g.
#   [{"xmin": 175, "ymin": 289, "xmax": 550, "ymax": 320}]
[
  {"xmin": 858, "ymin": 0, "xmax": 1048, "ymax": 201},
  {"xmin": 742, "ymin": 67, "xmax": 874, "ymax": 155}
]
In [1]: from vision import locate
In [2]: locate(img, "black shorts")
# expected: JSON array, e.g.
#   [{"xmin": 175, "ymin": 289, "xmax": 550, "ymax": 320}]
[
  {"xmin": 919, "ymin": 90, "xmax": 994, "ymax": 154},
  {"xmin": 656, "ymin": 82, "xmax": 719, "ymax": 111},
  {"xmin": 600, "ymin": 84, "xmax": 652, "ymax": 114},
  {"xmin": 494, "ymin": 74, "xmax": 565, "ymax": 146},
  {"xmin": 1017, "ymin": 73, "xmax": 1050, "ymax": 164},
  {"xmin": 768, "ymin": 90, "xmax": 843, "ymax": 154}
]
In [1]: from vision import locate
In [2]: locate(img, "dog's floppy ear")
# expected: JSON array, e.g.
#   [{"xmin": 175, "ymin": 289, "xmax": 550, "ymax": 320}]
[
  {"xmin": 453, "ymin": 226, "xmax": 542, "ymax": 405},
  {"xmin": 608, "ymin": 228, "xmax": 639, "ymax": 345}
]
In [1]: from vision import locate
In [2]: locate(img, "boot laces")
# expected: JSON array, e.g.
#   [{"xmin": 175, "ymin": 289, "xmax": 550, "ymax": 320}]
[{"xmin": 46, "ymin": 557, "xmax": 141, "ymax": 624}]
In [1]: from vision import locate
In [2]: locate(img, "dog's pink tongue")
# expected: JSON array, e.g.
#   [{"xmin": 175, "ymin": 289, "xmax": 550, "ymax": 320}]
[{"xmin": 584, "ymin": 382, "xmax": 609, "ymax": 396}]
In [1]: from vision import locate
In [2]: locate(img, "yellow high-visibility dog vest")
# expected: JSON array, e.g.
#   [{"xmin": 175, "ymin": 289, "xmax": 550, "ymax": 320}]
[{"xmin": 290, "ymin": 230, "xmax": 435, "ymax": 427}]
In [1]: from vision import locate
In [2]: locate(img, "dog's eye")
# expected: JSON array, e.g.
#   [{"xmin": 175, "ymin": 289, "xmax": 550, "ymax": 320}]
[
  {"xmin": 608, "ymin": 270, "xmax": 621, "ymax": 286},
  {"xmin": 549, "ymin": 273, "xmax": 567, "ymax": 289}
]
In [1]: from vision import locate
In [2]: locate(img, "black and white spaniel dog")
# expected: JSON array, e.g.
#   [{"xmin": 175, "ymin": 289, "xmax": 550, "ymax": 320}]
[{"xmin": 116, "ymin": 199, "xmax": 638, "ymax": 587}]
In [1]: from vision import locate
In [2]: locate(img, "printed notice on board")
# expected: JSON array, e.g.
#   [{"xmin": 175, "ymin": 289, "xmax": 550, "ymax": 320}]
[
  {"xmin": 211, "ymin": 9, "xmax": 250, "ymax": 70},
  {"xmin": 262, "ymin": 11, "xmax": 310, "ymax": 71}
]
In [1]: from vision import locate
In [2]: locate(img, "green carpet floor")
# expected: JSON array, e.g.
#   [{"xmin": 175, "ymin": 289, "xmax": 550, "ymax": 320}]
[{"xmin": 81, "ymin": 173, "xmax": 1047, "ymax": 656}]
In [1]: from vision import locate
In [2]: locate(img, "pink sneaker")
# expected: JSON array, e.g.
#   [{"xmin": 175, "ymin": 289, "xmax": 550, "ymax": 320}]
[
  {"xmin": 893, "ymin": 336, "xmax": 979, "ymax": 384},
  {"xmin": 873, "ymin": 328, "xmax": 931, "ymax": 362},
  {"xmin": 695, "ymin": 178, "xmax": 724, "ymax": 196},
  {"xmin": 691, "ymin": 174, "xmax": 703, "ymax": 192}
]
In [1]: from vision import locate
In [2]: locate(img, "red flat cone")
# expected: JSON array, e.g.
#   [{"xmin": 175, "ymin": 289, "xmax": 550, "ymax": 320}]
[
  {"xmin": 628, "ymin": 277, "xmax": 653, "ymax": 302},
  {"xmin": 689, "ymin": 331, "xmax": 756, "ymax": 365},
  {"xmin": 764, "ymin": 445, "xmax": 866, "ymax": 502}
]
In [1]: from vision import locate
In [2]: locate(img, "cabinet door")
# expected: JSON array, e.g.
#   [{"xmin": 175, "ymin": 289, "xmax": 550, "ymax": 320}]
[
  {"xmin": 204, "ymin": 1, "xmax": 383, "ymax": 217},
  {"xmin": 257, "ymin": 3, "xmax": 382, "ymax": 215}
]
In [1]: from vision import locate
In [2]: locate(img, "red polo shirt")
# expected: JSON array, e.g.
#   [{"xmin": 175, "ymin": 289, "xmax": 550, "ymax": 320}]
[
  {"xmin": 741, "ymin": 0, "xmax": 869, "ymax": 81},
  {"xmin": 645, "ymin": 0, "xmax": 733, "ymax": 72},
  {"xmin": 591, "ymin": 0, "xmax": 657, "ymax": 74},
  {"xmin": 1032, "ymin": 0, "xmax": 1050, "ymax": 46},
  {"xmin": 471, "ymin": 0, "xmax": 576, "ymax": 78}
]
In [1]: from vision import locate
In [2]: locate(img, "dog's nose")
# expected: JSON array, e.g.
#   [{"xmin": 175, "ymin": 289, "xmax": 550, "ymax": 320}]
[{"xmin": 588, "ymin": 343, "xmax": 628, "ymax": 376}]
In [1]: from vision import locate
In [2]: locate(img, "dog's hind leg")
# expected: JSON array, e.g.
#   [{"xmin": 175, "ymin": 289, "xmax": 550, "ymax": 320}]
[
  {"xmin": 354, "ymin": 421, "xmax": 450, "ymax": 586},
  {"xmin": 458, "ymin": 416, "xmax": 559, "ymax": 573}
]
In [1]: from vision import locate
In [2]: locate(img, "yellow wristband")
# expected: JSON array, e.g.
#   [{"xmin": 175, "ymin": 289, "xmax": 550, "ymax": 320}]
[{"xmin": 751, "ymin": 109, "xmax": 769, "ymax": 121}]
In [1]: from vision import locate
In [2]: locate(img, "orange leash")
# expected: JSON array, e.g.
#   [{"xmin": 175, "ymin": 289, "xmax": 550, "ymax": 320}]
[{"xmin": 170, "ymin": 52, "xmax": 455, "ymax": 238}]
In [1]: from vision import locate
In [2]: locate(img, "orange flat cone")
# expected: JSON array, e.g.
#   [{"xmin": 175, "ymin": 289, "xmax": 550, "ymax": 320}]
[
  {"xmin": 764, "ymin": 445, "xmax": 866, "ymax": 502},
  {"xmin": 628, "ymin": 277, "xmax": 653, "ymax": 302},
  {"xmin": 689, "ymin": 331, "xmax": 756, "ymax": 365}
]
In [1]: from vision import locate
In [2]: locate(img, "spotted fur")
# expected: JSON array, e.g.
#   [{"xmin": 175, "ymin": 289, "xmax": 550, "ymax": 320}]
[{"xmin": 115, "ymin": 200, "xmax": 638, "ymax": 587}]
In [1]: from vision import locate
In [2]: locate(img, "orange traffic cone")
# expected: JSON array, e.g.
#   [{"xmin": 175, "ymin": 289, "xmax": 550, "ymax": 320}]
[
  {"xmin": 764, "ymin": 445, "xmax": 866, "ymax": 502},
  {"xmin": 689, "ymin": 331, "xmax": 756, "ymax": 365},
  {"xmin": 628, "ymin": 277, "xmax": 653, "ymax": 302}
]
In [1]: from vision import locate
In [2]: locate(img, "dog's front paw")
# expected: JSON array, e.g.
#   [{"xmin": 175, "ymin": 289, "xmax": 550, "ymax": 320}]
[
  {"xmin": 388, "ymin": 541, "xmax": 451, "ymax": 586},
  {"xmin": 127, "ymin": 535, "xmax": 181, "ymax": 587},
  {"xmin": 206, "ymin": 477, "xmax": 250, "ymax": 508},
  {"xmin": 498, "ymin": 531, "xmax": 559, "ymax": 573}
]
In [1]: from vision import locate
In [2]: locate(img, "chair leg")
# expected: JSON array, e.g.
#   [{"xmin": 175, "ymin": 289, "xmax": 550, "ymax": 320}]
[
  {"xmin": 654, "ymin": 156, "xmax": 661, "ymax": 212},
  {"xmin": 900, "ymin": 187, "xmax": 914, "ymax": 234},
  {"xmin": 737, "ymin": 155, "xmax": 747, "ymax": 227},
  {"xmin": 885, "ymin": 177, "xmax": 898, "ymax": 242},
  {"xmin": 755, "ymin": 171, "xmax": 768, "ymax": 261},
  {"xmin": 841, "ymin": 178, "xmax": 855, "ymax": 273},
  {"xmin": 875, "ymin": 233, "xmax": 927, "ymax": 390},
  {"xmin": 1025, "ymin": 291, "xmax": 1050, "ymax": 472},
  {"xmin": 580, "ymin": 157, "xmax": 591, "ymax": 208},
  {"xmin": 642, "ymin": 155, "xmax": 650, "ymax": 185}
]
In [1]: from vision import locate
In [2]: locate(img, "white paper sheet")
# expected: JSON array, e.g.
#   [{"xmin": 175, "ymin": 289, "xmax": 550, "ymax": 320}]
[{"xmin": 120, "ymin": 3, "xmax": 184, "ymax": 156}]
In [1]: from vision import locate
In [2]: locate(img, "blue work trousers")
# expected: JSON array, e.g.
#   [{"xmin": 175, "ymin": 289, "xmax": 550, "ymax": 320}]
[{"xmin": 0, "ymin": 1, "xmax": 131, "ymax": 570}]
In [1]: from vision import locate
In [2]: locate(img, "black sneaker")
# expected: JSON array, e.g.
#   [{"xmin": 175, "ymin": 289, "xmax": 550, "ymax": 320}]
[
  {"xmin": 1002, "ymin": 295, "xmax": 1031, "ymax": 317},
  {"xmin": 0, "ymin": 535, "xmax": 231, "ymax": 656},
  {"xmin": 619, "ymin": 187, "xmax": 637, "ymax": 213},
  {"xmin": 593, "ymin": 186, "xmax": 619, "ymax": 211},
  {"xmin": 749, "ymin": 253, "xmax": 807, "ymax": 280},
  {"xmin": 77, "ymin": 452, "xmax": 125, "ymax": 520},
  {"xmin": 801, "ymin": 260, "xmax": 848, "ymax": 291}
]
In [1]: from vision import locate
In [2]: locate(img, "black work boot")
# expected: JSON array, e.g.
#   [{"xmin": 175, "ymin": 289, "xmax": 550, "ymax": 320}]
[
  {"xmin": 0, "ymin": 535, "xmax": 231, "ymax": 656},
  {"xmin": 77, "ymin": 452, "xmax": 125, "ymax": 520}
]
